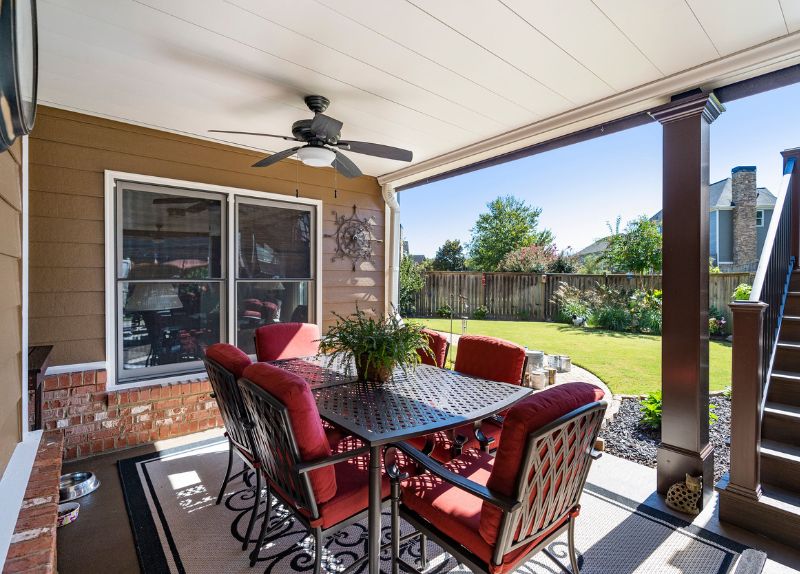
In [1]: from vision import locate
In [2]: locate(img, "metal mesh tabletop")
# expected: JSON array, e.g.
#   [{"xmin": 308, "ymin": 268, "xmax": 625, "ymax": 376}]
[{"xmin": 270, "ymin": 357, "xmax": 532, "ymax": 445}]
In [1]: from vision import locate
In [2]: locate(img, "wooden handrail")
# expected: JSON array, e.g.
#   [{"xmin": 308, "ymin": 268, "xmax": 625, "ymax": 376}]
[{"xmin": 750, "ymin": 157, "xmax": 796, "ymax": 302}]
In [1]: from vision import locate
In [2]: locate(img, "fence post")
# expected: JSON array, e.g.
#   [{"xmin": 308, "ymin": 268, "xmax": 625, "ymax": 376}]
[{"xmin": 722, "ymin": 301, "xmax": 766, "ymax": 503}]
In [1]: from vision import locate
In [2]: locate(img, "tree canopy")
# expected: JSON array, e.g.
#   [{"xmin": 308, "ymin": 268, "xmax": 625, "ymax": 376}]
[
  {"xmin": 601, "ymin": 215, "xmax": 662, "ymax": 274},
  {"xmin": 468, "ymin": 196, "xmax": 553, "ymax": 271},
  {"xmin": 432, "ymin": 239, "xmax": 467, "ymax": 271}
]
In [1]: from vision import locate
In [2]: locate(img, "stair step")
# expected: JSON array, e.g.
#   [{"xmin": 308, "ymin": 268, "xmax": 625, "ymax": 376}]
[
  {"xmin": 769, "ymin": 371, "xmax": 800, "ymax": 406},
  {"xmin": 776, "ymin": 341, "xmax": 800, "ymax": 350},
  {"xmin": 763, "ymin": 402, "xmax": 800, "ymax": 447},
  {"xmin": 762, "ymin": 440, "xmax": 800, "ymax": 462},
  {"xmin": 718, "ymin": 476, "xmax": 800, "ymax": 547},
  {"xmin": 761, "ymin": 440, "xmax": 800, "ymax": 490}
]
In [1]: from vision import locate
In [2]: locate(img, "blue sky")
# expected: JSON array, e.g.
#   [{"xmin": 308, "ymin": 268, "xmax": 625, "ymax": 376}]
[{"xmin": 400, "ymin": 82, "xmax": 800, "ymax": 258}]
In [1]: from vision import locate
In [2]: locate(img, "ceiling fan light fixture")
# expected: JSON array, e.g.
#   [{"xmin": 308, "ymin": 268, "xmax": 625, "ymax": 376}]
[{"xmin": 297, "ymin": 146, "xmax": 335, "ymax": 167}]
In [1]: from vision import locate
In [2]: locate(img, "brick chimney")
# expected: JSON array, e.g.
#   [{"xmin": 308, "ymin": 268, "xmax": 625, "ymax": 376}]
[{"xmin": 731, "ymin": 166, "xmax": 757, "ymax": 268}]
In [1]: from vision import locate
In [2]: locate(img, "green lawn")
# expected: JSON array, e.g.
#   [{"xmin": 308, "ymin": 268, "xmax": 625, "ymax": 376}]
[{"xmin": 415, "ymin": 319, "xmax": 731, "ymax": 396}]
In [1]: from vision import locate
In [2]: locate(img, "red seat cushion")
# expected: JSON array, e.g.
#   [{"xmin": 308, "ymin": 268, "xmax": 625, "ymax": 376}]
[
  {"xmin": 479, "ymin": 382, "xmax": 605, "ymax": 545},
  {"xmin": 205, "ymin": 343, "xmax": 252, "ymax": 378},
  {"xmin": 402, "ymin": 450, "xmax": 567, "ymax": 573},
  {"xmin": 255, "ymin": 322, "xmax": 320, "ymax": 361},
  {"xmin": 418, "ymin": 329, "xmax": 448, "ymax": 368},
  {"xmin": 317, "ymin": 452, "xmax": 390, "ymax": 528},
  {"xmin": 242, "ymin": 363, "xmax": 337, "ymax": 504},
  {"xmin": 454, "ymin": 336, "xmax": 526, "ymax": 385}
]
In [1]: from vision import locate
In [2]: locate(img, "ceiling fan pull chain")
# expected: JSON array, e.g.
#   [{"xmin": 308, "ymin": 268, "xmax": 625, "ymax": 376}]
[
  {"xmin": 296, "ymin": 160, "xmax": 300, "ymax": 198},
  {"xmin": 334, "ymin": 169, "xmax": 338, "ymax": 199}
]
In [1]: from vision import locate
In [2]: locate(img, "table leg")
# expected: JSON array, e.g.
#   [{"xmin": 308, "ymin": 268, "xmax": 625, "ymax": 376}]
[{"xmin": 368, "ymin": 444, "xmax": 382, "ymax": 574}]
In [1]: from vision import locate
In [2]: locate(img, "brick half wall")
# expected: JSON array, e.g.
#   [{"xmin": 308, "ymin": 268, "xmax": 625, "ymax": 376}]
[{"xmin": 41, "ymin": 371, "xmax": 222, "ymax": 460}]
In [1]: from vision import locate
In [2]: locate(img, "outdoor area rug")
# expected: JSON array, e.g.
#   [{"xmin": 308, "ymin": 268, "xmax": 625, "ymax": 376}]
[{"xmin": 119, "ymin": 438, "xmax": 765, "ymax": 574}]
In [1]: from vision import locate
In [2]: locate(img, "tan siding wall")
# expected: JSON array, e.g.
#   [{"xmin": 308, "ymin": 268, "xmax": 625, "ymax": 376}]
[
  {"xmin": 0, "ymin": 140, "xmax": 23, "ymax": 476},
  {"xmin": 29, "ymin": 107, "xmax": 385, "ymax": 366}
]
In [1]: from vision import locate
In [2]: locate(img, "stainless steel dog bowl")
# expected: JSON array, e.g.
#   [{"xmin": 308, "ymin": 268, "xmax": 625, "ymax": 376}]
[{"xmin": 59, "ymin": 472, "xmax": 100, "ymax": 502}]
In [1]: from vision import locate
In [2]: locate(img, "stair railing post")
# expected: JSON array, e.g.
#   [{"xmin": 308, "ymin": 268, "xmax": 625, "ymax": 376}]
[{"xmin": 726, "ymin": 300, "xmax": 767, "ymax": 500}]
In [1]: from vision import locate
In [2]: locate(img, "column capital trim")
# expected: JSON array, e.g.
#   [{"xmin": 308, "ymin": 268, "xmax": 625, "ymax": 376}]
[
  {"xmin": 729, "ymin": 300, "xmax": 769, "ymax": 314},
  {"xmin": 649, "ymin": 92, "xmax": 724, "ymax": 125}
]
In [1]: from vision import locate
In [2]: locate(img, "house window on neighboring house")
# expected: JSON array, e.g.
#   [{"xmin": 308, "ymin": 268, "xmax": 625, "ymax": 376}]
[
  {"xmin": 756, "ymin": 210, "xmax": 764, "ymax": 227},
  {"xmin": 112, "ymin": 179, "xmax": 318, "ymax": 384}
]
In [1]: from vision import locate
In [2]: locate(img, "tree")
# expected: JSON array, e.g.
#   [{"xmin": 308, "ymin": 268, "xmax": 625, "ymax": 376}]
[
  {"xmin": 399, "ymin": 254, "xmax": 425, "ymax": 316},
  {"xmin": 468, "ymin": 196, "xmax": 554, "ymax": 271},
  {"xmin": 432, "ymin": 239, "xmax": 467, "ymax": 271},
  {"xmin": 602, "ymin": 215, "xmax": 662, "ymax": 274}
]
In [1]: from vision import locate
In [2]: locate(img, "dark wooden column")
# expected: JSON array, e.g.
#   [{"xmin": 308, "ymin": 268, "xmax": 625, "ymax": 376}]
[{"xmin": 650, "ymin": 92, "xmax": 723, "ymax": 506}]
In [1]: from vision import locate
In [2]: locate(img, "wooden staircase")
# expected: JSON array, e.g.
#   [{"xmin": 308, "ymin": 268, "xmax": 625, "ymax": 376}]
[{"xmin": 718, "ymin": 151, "xmax": 800, "ymax": 546}]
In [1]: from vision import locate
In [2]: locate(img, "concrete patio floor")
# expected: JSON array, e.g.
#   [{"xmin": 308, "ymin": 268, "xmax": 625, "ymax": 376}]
[{"xmin": 56, "ymin": 429, "xmax": 800, "ymax": 574}]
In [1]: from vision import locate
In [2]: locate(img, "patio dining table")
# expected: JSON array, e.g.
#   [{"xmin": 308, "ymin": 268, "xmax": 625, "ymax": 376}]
[{"xmin": 269, "ymin": 355, "xmax": 532, "ymax": 574}]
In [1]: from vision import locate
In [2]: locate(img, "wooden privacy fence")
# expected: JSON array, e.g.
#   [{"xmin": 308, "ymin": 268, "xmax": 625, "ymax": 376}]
[{"xmin": 412, "ymin": 272, "xmax": 753, "ymax": 324}]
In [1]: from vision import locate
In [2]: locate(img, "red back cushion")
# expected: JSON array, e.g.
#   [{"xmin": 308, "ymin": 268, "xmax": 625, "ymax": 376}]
[
  {"xmin": 241, "ymin": 362, "xmax": 336, "ymax": 504},
  {"xmin": 454, "ymin": 335, "xmax": 526, "ymax": 384},
  {"xmin": 418, "ymin": 329, "xmax": 448, "ymax": 368},
  {"xmin": 205, "ymin": 343, "xmax": 252, "ymax": 378},
  {"xmin": 255, "ymin": 323, "xmax": 321, "ymax": 361},
  {"xmin": 479, "ymin": 382, "xmax": 605, "ymax": 545}
]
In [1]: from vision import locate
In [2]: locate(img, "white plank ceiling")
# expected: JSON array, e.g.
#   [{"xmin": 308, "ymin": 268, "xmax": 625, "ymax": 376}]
[{"xmin": 37, "ymin": 0, "xmax": 800, "ymax": 178}]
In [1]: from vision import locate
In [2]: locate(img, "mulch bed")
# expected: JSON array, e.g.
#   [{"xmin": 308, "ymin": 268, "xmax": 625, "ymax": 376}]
[{"xmin": 599, "ymin": 395, "xmax": 731, "ymax": 482}]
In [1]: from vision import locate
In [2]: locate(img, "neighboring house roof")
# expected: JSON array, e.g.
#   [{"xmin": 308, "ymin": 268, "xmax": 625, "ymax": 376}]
[
  {"xmin": 411, "ymin": 254, "xmax": 426, "ymax": 264},
  {"xmin": 577, "ymin": 176, "xmax": 775, "ymax": 255},
  {"xmin": 575, "ymin": 237, "xmax": 610, "ymax": 258},
  {"xmin": 650, "ymin": 178, "xmax": 776, "ymax": 222}
]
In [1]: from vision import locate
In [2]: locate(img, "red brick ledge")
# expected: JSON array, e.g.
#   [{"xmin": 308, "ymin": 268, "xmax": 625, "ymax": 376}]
[{"xmin": 3, "ymin": 431, "xmax": 63, "ymax": 574}]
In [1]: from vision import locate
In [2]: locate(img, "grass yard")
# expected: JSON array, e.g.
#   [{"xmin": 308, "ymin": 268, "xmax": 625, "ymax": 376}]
[{"xmin": 415, "ymin": 318, "xmax": 731, "ymax": 396}]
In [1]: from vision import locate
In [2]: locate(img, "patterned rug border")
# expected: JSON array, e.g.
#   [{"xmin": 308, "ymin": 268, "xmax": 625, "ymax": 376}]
[{"xmin": 118, "ymin": 439, "xmax": 762, "ymax": 574}]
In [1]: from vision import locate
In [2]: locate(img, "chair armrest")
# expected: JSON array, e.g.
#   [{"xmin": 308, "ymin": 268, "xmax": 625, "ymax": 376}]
[
  {"xmin": 295, "ymin": 445, "xmax": 370, "ymax": 474},
  {"xmin": 393, "ymin": 442, "xmax": 520, "ymax": 513}
]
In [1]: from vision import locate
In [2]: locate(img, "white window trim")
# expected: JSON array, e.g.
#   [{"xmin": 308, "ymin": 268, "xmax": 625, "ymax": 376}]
[
  {"xmin": 103, "ymin": 171, "xmax": 323, "ymax": 391},
  {"xmin": 756, "ymin": 209, "xmax": 765, "ymax": 227}
]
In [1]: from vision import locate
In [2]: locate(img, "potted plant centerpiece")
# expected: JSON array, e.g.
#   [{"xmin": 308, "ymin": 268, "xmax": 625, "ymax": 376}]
[{"xmin": 319, "ymin": 308, "xmax": 431, "ymax": 383}]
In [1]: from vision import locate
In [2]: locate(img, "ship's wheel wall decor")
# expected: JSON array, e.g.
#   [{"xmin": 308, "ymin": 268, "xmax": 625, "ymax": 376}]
[{"xmin": 324, "ymin": 205, "xmax": 382, "ymax": 271}]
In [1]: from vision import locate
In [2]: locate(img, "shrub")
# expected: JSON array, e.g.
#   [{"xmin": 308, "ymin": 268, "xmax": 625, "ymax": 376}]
[
  {"xmin": 552, "ymin": 281, "xmax": 663, "ymax": 334},
  {"xmin": 552, "ymin": 282, "xmax": 590, "ymax": 324},
  {"xmin": 732, "ymin": 283, "xmax": 752, "ymax": 301},
  {"xmin": 517, "ymin": 309, "xmax": 531, "ymax": 321},
  {"xmin": 640, "ymin": 391, "xmax": 663, "ymax": 429},
  {"xmin": 472, "ymin": 305, "xmax": 489, "ymax": 320},
  {"xmin": 639, "ymin": 390, "xmax": 717, "ymax": 430},
  {"xmin": 709, "ymin": 306, "xmax": 728, "ymax": 336},
  {"xmin": 436, "ymin": 304, "xmax": 453, "ymax": 318}
]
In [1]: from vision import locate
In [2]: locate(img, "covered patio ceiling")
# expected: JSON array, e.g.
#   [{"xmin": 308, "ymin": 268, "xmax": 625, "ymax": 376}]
[{"xmin": 39, "ymin": 1, "xmax": 800, "ymax": 184}]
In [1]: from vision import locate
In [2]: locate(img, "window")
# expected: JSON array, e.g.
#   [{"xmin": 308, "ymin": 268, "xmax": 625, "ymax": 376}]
[
  {"xmin": 756, "ymin": 209, "xmax": 764, "ymax": 227},
  {"xmin": 111, "ymin": 178, "xmax": 318, "ymax": 384}
]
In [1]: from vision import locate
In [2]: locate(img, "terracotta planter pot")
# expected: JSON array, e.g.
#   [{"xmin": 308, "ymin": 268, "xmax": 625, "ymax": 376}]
[{"xmin": 356, "ymin": 354, "xmax": 393, "ymax": 383}]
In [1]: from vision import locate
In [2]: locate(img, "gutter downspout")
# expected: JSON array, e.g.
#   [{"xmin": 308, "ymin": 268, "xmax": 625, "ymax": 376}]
[{"xmin": 382, "ymin": 183, "xmax": 400, "ymax": 314}]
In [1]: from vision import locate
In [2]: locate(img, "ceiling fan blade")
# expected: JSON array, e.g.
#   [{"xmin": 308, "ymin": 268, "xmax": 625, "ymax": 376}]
[
  {"xmin": 337, "ymin": 140, "xmax": 413, "ymax": 162},
  {"xmin": 310, "ymin": 113, "xmax": 343, "ymax": 141},
  {"xmin": 332, "ymin": 150, "xmax": 362, "ymax": 179},
  {"xmin": 209, "ymin": 129, "xmax": 300, "ymax": 142},
  {"xmin": 252, "ymin": 147, "xmax": 301, "ymax": 168}
]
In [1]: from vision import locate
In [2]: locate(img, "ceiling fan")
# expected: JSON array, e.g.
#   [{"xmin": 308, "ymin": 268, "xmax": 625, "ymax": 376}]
[{"xmin": 210, "ymin": 95, "xmax": 413, "ymax": 178}]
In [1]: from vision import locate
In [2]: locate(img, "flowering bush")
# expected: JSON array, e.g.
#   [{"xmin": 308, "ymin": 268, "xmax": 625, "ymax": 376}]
[{"xmin": 499, "ymin": 244, "xmax": 558, "ymax": 273}]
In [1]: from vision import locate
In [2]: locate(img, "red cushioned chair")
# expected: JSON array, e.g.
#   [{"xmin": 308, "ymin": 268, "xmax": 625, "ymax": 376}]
[
  {"xmin": 254, "ymin": 322, "xmax": 320, "ymax": 361},
  {"xmin": 418, "ymin": 329, "xmax": 449, "ymax": 368},
  {"xmin": 388, "ymin": 383, "xmax": 607, "ymax": 574},
  {"xmin": 203, "ymin": 343, "xmax": 261, "ymax": 550},
  {"xmin": 408, "ymin": 335, "xmax": 527, "ymax": 462},
  {"xmin": 238, "ymin": 363, "xmax": 391, "ymax": 572}
]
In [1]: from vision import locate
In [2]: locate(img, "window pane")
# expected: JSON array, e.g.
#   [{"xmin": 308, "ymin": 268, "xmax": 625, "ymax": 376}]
[
  {"xmin": 121, "ymin": 282, "xmax": 222, "ymax": 375},
  {"xmin": 120, "ymin": 188, "xmax": 223, "ymax": 280},
  {"xmin": 236, "ymin": 281, "xmax": 311, "ymax": 354},
  {"xmin": 237, "ymin": 202, "xmax": 311, "ymax": 279}
]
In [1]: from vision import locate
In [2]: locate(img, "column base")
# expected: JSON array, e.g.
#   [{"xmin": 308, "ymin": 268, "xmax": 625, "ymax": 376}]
[{"xmin": 657, "ymin": 442, "xmax": 715, "ymax": 509}]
